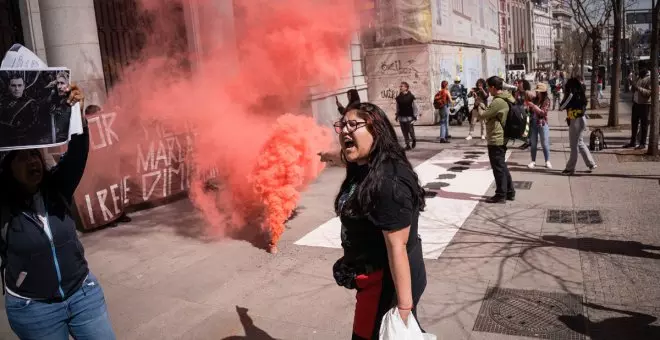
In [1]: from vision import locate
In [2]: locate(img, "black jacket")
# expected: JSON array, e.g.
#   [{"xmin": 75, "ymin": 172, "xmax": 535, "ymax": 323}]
[{"xmin": 1, "ymin": 127, "xmax": 90, "ymax": 301}]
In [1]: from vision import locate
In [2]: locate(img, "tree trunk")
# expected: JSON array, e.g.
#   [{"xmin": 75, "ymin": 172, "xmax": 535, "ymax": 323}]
[
  {"xmin": 648, "ymin": 2, "xmax": 659, "ymax": 156},
  {"xmin": 579, "ymin": 37, "xmax": 589, "ymax": 78},
  {"xmin": 608, "ymin": 0, "xmax": 622, "ymax": 127},
  {"xmin": 590, "ymin": 31, "xmax": 602, "ymax": 109}
]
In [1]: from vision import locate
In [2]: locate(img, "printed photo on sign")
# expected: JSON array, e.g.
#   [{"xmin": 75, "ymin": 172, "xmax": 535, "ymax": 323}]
[{"xmin": 0, "ymin": 68, "xmax": 72, "ymax": 150}]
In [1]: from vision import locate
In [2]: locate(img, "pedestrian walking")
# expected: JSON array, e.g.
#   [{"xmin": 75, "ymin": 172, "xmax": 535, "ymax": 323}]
[
  {"xmin": 466, "ymin": 78, "xmax": 487, "ymax": 140},
  {"xmin": 395, "ymin": 82, "xmax": 418, "ymax": 150},
  {"xmin": 624, "ymin": 69, "xmax": 651, "ymax": 150},
  {"xmin": 525, "ymin": 83, "xmax": 552, "ymax": 169},
  {"xmin": 433, "ymin": 80, "xmax": 452, "ymax": 143},
  {"xmin": 559, "ymin": 78, "xmax": 597, "ymax": 175},
  {"xmin": 331, "ymin": 103, "xmax": 427, "ymax": 339},
  {"xmin": 0, "ymin": 86, "xmax": 117, "ymax": 340},
  {"xmin": 480, "ymin": 76, "xmax": 516, "ymax": 204}
]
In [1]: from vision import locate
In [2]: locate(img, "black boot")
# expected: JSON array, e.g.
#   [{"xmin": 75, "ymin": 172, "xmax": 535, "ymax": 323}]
[{"xmin": 411, "ymin": 139, "xmax": 417, "ymax": 149}]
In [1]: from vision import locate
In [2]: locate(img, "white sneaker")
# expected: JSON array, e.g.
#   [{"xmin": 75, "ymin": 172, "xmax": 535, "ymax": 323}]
[
  {"xmin": 481, "ymin": 135, "xmax": 486, "ymax": 140},
  {"xmin": 465, "ymin": 135, "xmax": 473, "ymax": 140},
  {"xmin": 545, "ymin": 161, "xmax": 552, "ymax": 169},
  {"xmin": 527, "ymin": 162, "xmax": 536, "ymax": 169}
]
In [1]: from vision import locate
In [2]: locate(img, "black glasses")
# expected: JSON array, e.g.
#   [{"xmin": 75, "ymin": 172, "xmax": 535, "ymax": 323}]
[{"xmin": 333, "ymin": 120, "xmax": 367, "ymax": 134}]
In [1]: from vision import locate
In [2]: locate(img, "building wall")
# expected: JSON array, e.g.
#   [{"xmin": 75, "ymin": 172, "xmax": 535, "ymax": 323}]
[
  {"xmin": 506, "ymin": 0, "xmax": 533, "ymax": 69},
  {"xmin": 431, "ymin": 0, "xmax": 500, "ymax": 49},
  {"xmin": 533, "ymin": 3, "xmax": 553, "ymax": 66}
]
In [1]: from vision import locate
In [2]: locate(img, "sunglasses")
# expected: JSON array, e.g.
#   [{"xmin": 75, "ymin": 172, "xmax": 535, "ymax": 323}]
[{"xmin": 333, "ymin": 120, "xmax": 367, "ymax": 134}]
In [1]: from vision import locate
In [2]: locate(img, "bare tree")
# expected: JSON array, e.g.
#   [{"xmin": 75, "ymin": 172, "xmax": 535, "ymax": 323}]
[
  {"xmin": 570, "ymin": 0, "xmax": 613, "ymax": 109},
  {"xmin": 558, "ymin": 28, "xmax": 590, "ymax": 74},
  {"xmin": 648, "ymin": 0, "xmax": 659, "ymax": 156}
]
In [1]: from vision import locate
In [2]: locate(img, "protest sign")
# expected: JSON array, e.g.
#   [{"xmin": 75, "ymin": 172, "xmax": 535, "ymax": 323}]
[
  {"xmin": 0, "ymin": 44, "xmax": 82, "ymax": 151},
  {"xmin": 72, "ymin": 112, "xmax": 199, "ymax": 230}
]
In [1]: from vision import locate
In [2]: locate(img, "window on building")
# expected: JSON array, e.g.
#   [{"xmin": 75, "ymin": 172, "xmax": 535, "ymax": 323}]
[{"xmin": 453, "ymin": 0, "xmax": 470, "ymax": 19}]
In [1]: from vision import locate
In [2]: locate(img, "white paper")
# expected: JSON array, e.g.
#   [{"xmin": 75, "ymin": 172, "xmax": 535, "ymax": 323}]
[{"xmin": 1, "ymin": 44, "xmax": 83, "ymax": 151}]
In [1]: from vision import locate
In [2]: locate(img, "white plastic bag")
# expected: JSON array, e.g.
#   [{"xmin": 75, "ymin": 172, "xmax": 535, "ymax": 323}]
[{"xmin": 379, "ymin": 307, "xmax": 437, "ymax": 340}]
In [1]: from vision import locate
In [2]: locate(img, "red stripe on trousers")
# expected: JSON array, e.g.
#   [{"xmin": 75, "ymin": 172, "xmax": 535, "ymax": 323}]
[{"xmin": 352, "ymin": 270, "xmax": 384, "ymax": 339}]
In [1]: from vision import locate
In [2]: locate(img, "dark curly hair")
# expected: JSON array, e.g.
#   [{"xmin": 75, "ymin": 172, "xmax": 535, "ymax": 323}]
[
  {"xmin": 564, "ymin": 77, "xmax": 587, "ymax": 107},
  {"xmin": 334, "ymin": 103, "xmax": 426, "ymax": 216}
]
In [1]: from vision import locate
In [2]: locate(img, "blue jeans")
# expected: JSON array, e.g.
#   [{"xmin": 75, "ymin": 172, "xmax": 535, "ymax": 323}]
[
  {"xmin": 439, "ymin": 106, "xmax": 449, "ymax": 139},
  {"xmin": 5, "ymin": 273, "xmax": 115, "ymax": 340},
  {"xmin": 529, "ymin": 123, "xmax": 550, "ymax": 162}
]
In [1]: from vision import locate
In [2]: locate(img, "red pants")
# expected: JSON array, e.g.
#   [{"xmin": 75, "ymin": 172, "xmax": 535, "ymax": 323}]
[{"xmin": 352, "ymin": 270, "xmax": 392, "ymax": 340}]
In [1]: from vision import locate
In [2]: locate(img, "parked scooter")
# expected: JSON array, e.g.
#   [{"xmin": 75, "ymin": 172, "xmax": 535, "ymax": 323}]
[{"xmin": 449, "ymin": 85, "xmax": 469, "ymax": 125}]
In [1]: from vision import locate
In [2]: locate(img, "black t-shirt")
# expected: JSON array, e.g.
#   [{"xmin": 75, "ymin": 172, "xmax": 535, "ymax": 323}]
[
  {"xmin": 338, "ymin": 161, "xmax": 424, "ymax": 277},
  {"xmin": 395, "ymin": 92, "xmax": 415, "ymax": 117}
]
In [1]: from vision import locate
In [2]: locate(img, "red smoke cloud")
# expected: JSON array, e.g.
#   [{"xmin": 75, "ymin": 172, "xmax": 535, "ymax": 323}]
[{"xmin": 103, "ymin": 0, "xmax": 357, "ymax": 249}]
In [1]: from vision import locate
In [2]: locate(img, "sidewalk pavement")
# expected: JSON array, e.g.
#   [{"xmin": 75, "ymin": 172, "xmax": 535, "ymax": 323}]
[{"xmin": 0, "ymin": 88, "xmax": 658, "ymax": 340}]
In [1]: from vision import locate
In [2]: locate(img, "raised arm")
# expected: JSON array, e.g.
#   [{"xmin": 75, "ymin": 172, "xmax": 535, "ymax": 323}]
[
  {"xmin": 50, "ymin": 122, "xmax": 89, "ymax": 201},
  {"xmin": 49, "ymin": 85, "xmax": 89, "ymax": 201}
]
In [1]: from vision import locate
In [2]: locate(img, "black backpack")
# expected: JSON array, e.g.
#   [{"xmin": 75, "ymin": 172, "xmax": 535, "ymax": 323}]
[
  {"xmin": 500, "ymin": 100, "xmax": 529, "ymax": 140},
  {"xmin": 589, "ymin": 128, "xmax": 607, "ymax": 151}
]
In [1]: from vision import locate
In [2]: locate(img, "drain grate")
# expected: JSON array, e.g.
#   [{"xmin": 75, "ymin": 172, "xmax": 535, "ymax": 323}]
[
  {"xmin": 546, "ymin": 210, "xmax": 603, "ymax": 224},
  {"xmin": 513, "ymin": 181, "xmax": 533, "ymax": 190},
  {"xmin": 464, "ymin": 155, "xmax": 480, "ymax": 159},
  {"xmin": 473, "ymin": 287, "xmax": 585, "ymax": 339},
  {"xmin": 454, "ymin": 160, "xmax": 473, "ymax": 166},
  {"xmin": 575, "ymin": 210, "xmax": 602, "ymax": 224},
  {"xmin": 437, "ymin": 174, "xmax": 457, "ymax": 180},
  {"xmin": 465, "ymin": 151, "xmax": 486, "ymax": 155},
  {"xmin": 547, "ymin": 210, "xmax": 575, "ymax": 224}
]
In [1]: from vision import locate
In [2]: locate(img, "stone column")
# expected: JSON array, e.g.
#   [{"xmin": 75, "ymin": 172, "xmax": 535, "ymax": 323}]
[
  {"xmin": 17, "ymin": 0, "xmax": 48, "ymax": 62},
  {"xmin": 182, "ymin": 0, "xmax": 239, "ymax": 74},
  {"xmin": 38, "ymin": 0, "xmax": 106, "ymax": 106}
]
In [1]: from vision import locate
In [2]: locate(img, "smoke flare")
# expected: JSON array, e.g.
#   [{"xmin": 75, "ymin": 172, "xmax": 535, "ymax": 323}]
[{"xmin": 100, "ymin": 0, "xmax": 357, "ymax": 247}]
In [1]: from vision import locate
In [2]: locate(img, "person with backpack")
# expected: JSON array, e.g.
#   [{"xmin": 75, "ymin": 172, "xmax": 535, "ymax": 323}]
[
  {"xmin": 0, "ymin": 86, "xmax": 116, "ymax": 339},
  {"xmin": 480, "ymin": 76, "xmax": 517, "ymax": 204},
  {"xmin": 466, "ymin": 79, "xmax": 487, "ymax": 140},
  {"xmin": 559, "ymin": 77, "xmax": 597, "ymax": 175},
  {"xmin": 433, "ymin": 80, "xmax": 453, "ymax": 143},
  {"xmin": 525, "ymin": 83, "xmax": 552, "ymax": 169}
]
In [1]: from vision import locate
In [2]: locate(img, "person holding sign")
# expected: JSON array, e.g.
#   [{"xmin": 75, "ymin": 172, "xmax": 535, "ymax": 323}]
[{"xmin": 0, "ymin": 86, "xmax": 116, "ymax": 339}]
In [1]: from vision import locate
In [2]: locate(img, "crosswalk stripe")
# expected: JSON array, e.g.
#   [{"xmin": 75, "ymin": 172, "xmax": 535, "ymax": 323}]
[{"xmin": 294, "ymin": 147, "xmax": 511, "ymax": 259}]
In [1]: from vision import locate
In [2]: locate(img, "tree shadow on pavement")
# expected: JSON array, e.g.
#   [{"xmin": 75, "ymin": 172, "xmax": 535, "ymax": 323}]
[
  {"xmin": 222, "ymin": 306, "xmax": 278, "ymax": 340},
  {"xmin": 559, "ymin": 302, "xmax": 660, "ymax": 340},
  {"xmin": 420, "ymin": 205, "xmax": 660, "ymax": 331},
  {"xmin": 508, "ymin": 166, "xmax": 660, "ymax": 181},
  {"xmin": 542, "ymin": 235, "xmax": 660, "ymax": 259}
]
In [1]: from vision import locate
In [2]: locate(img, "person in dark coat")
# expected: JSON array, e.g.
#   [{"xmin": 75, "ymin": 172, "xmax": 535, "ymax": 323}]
[{"xmin": 0, "ymin": 86, "xmax": 116, "ymax": 340}]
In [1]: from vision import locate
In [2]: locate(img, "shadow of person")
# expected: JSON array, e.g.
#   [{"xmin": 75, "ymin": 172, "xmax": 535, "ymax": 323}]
[
  {"xmin": 558, "ymin": 303, "xmax": 660, "ymax": 340},
  {"xmin": 542, "ymin": 235, "xmax": 660, "ymax": 259},
  {"xmin": 222, "ymin": 306, "xmax": 277, "ymax": 340}
]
